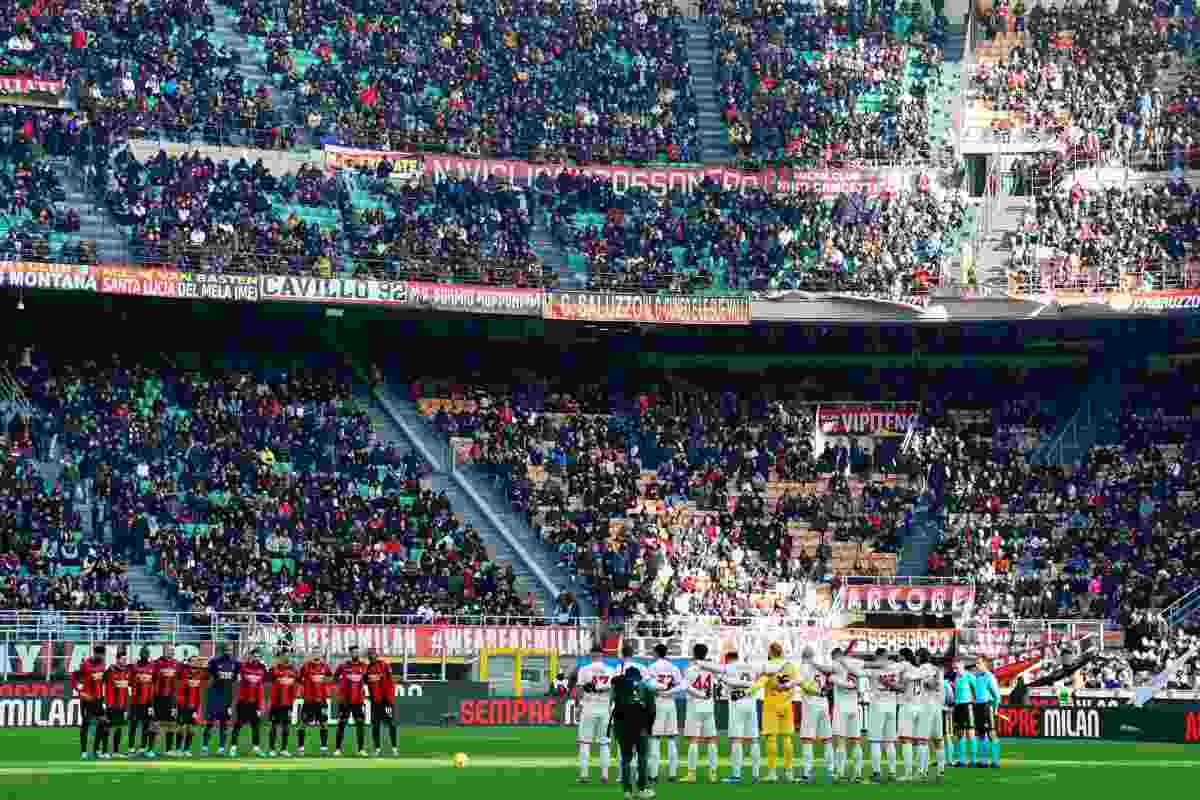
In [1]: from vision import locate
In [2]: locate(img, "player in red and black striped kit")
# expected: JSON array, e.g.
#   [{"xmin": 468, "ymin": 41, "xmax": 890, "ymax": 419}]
[
  {"xmin": 175, "ymin": 657, "xmax": 206, "ymax": 757},
  {"xmin": 99, "ymin": 649, "xmax": 133, "ymax": 758},
  {"xmin": 298, "ymin": 653, "xmax": 333, "ymax": 756},
  {"xmin": 230, "ymin": 648, "xmax": 268, "ymax": 757},
  {"xmin": 268, "ymin": 652, "xmax": 302, "ymax": 757},
  {"xmin": 153, "ymin": 645, "xmax": 183, "ymax": 756},
  {"xmin": 366, "ymin": 647, "xmax": 398, "ymax": 757},
  {"xmin": 334, "ymin": 645, "xmax": 369, "ymax": 757},
  {"xmin": 128, "ymin": 647, "xmax": 158, "ymax": 758},
  {"xmin": 73, "ymin": 644, "xmax": 107, "ymax": 760}
]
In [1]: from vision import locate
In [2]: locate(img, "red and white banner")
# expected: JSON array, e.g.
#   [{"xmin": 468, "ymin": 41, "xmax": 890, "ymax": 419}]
[
  {"xmin": 816, "ymin": 403, "xmax": 921, "ymax": 435},
  {"xmin": 0, "ymin": 76, "xmax": 64, "ymax": 95},
  {"xmin": 249, "ymin": 624, "xmax": 599, "ymax": 659},
  {"xmin": 324, "ymin": 146, "xmax": 919, "ymax": 197},
  {"xmin": 835, "ymin": 583, "xmax": 975, "ymax": 616}
]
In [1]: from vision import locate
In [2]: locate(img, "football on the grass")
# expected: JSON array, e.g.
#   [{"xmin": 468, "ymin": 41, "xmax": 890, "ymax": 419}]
[{"xmin": 454, "ymin": 752, "xmax": 470, "ymax": 768}]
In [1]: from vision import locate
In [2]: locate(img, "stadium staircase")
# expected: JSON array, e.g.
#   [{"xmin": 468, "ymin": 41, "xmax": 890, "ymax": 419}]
[
  {"xmin": 358, "ymin": 378, "xmax": 588, "ymax": 618},
  {"xmin": 684, "ymin": 18, "xmax": 734, "ymax": 164},
  {"xmin": 896, "ymin": 499, "xmax": 941, "ymax": 577},
  {"xmin": 207, "ymin": 4, "xmax": 289, "ymax": 130},
  {"xmin": 531, "ymin": 215, "xmax": 584, "ymax": 289},
  {"xmin": 1029, "ymin": 364, "xmax": 1123, "ymax": 466},
  {"xmin": 52, "ymin": 162, "xmax": 127, "ymax": 265},
  {"xmin": 126, "ymin": 565, "xmax": 177, "ymax": 613}
]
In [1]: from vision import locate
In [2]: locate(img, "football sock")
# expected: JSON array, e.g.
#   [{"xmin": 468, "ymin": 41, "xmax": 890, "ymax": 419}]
[
  {"xmin": 782, "ymin": 736, "xmax": 793, "ymax": 771},
  {"xmin": 955, "ymin": 738, "xmax": 964, "ymax": 763},
  {"xmin": 707, "ymin": 742, "xmax": 718, "ymax": 772},
  {"xmin": 750, "ymin": 740, "xmax": 761, "ymax": 778},
  {"xmin": 127, "ymin": 721, "xmax": 139, "ymax": 750},
  {"xmin": 80, "ymin": 724, "xmax": 89, "ymax": 754},
  {"xmin": 219, "ymin": 727, "xmax": 227, "ymax": 749},
  {"xmin": 970, "ymin": 738, "xmax": 978, "ymax": 765},
  {"xmin": 203, "ymin": 724, "xmax": 213, "ymax": 747},
  {"xmin": 335, "ymin": 722, "xmax": 346, "ymax": 751},
  {"xmin": 871, "ymin": 742, "xmax": 882, "ymax": 774},
  {"xmin": 579, "ymin": 743, "xmax": 590, "ymax": 775},
  {"xmin": 388, "ymin": 722, "xmax": 397, "ymax": 748},
  {"xmin": 354, "ymin": 722, "xmax": 364, "ymax": 752},
  {"xmin": 147, "ymin": 732, "xmax": 157, "ymax": 753},
  {"xmin": 298, "ymin": 730, "xmax": 307, "ymax": 751},
  {"xmin": 185, "ymin": 731, "xmax": 194, "ymax": 752},
  {"xmin": 253, "ymin": 724, "xmax": 263, "ymax": 748},
  {"xmin": 688, "ymin": 742, "xmax": 699, "ymax": 772},
  {"xmin": 918, "ymin": 743, "xmax": 930, "ymax": 773},
  {"xmin": 667, "ymin": 738, "xmax": 679, "ymax": 776},
  {"xmin": 648, "ymin": 737, "xmax": 660, "ymax": 778},
  {"xmin": 764, "ymin": 736, "xmax": 775, "ymax": 771},
  {"xmin": 853, "ymin": 742, "xmax": 863, "ymax": 776},
  {"xmin": 165, "ymin": 733, "xmax": 175, "ymax": 752},
  {"xmin": 886, "ymin": 742, "xmax": 897, "ymax": 774},
  {"xmin": 802, "ymin": 742, "xmax": 814, "ymax": 776},
  {"xmin": 824, "ymin": 742, "xmax": 835, "ymax": 776},
  {"xmin": 936, "ymin": 740, "xmax": 947, "ymax": 772},
  {"xmin": 599, "ymin": 743, "xmax": 610, "ymax": 778},
  {"xmin": 112, "ymin": 727, "xmax": 123, "ymax": 755},
  {"xmin": 269, "ymin": 727, "xmax": 277, "ymax": 752},
  {"xmin": 991, "ymin": 739, "xmax": 1000, "ymax": 765},
  {"xmin": 944, "ymin": 739, "xmax": 952, "ymax": 764},
  {"xmin": 372, "ymin": 720, "xmax": 381, "ymax": 749},
  {"xmin": 319, "ymin": 728, "xmax": 328, "ymax": 748},
  {"xmin": 281, "ymin": 724, "xmax": 290, "ymax": 751},
  {"xmin": 231, "ymin": 725, "xmax": 242, "ymax": 749},
  {"xmin": 731, "ymin": 742, "xmax": 743, "ymax": 777},
  {"xmin": 836, "ymin": 745, "xmax": 846, "ymax": 775},
  {"xmin": 903, "ymin": 742, "xmax": 914, "ymax": 775}
]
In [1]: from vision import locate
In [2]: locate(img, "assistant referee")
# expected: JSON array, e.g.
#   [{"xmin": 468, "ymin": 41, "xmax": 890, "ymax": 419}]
[
  {"xmin": 971, "ymin": 659, "xmax": 1001, "ymax": 768},
  {"xmin": 951, "ymin": 662, "xmax": 974, "ymax": 767}
]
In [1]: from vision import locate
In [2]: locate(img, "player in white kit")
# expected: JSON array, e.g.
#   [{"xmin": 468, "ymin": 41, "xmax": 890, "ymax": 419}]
[
  {"xmin": 644, "ymin": 644, "xmax": 684, "ymax": 783},
  {"xmin": 862, "ymin": 649, "xmax": 903, "ymax": 783},
  {"xmin": 700, "ymin": 650, "xmax": 762, "ymax": 784},
  {"xmin": 682, "ymin": 644, "xmax": 718, "ymax": 783},
  {"xmin": 575, "ymin": 646, "xmax": 616, "ymax": 783},
  {"xmin": 923, "ymin": 650, "xmax": 948, "ymax": 782},
  {"xmin": 830, "ymin": 648, "xmax": 866, "ymax": 783},
  {"xmin": 795, "ymin": 645, "xmax": 835, "ymax": 785}
]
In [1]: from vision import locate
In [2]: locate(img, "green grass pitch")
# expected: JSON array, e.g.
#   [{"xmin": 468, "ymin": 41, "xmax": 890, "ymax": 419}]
[{"xmin": 0, "ymin": 728, "xmax": 1196, "ymax": 796}]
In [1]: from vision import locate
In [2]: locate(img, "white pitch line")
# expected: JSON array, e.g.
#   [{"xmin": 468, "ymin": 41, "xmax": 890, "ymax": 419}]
[{"xmin": 0, "ymin": 757, "xmax": 1196, "ymax": 777}]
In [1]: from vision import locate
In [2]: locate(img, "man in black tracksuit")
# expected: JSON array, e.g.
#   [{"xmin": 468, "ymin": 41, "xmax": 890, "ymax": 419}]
[{"xmin": 610, "ymin": 666, "xmax": 657, "ymax": 799}]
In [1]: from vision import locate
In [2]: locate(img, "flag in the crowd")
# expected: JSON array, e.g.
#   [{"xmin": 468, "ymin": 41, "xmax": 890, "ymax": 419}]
[{"xmin": 1133, "ymin": 645, "xmax": 1198, "ymax": 708}]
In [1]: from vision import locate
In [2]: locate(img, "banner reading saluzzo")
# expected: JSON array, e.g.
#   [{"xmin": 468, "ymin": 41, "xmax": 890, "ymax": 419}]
[
  {"xmin": 259, "ymin": 276, "xmax": 541, "ymax": 316},
  {"xmin": 542, "ymin": 291, "xmax": 751, "ymax": 325}
]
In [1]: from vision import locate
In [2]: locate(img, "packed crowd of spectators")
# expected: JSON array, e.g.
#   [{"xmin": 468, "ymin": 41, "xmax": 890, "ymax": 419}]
[
  {"xmin": 6, "ymin": 349, "xmax": 537, "ymax": 618},
  {"xmin": 705, "ymin": 0, "xmax": 949, "ymax": 166},
  {"xmin": 415, "ymin": 375, "xmax": 923, "ymax": 623},
  {"xmin": 544, "ymin": 171, "xmax": 964, "ymax": 293},
  {"xmin": 248, "ymin": 0, "xmax": 702, "ymax": 163},
  {"xmin": 928, "ymin": 399, "xmax": 1200, "ymax": 630},
  {"xmin": 1008, "ymin": 181, "xmax": 1200, "ymax": 296}
]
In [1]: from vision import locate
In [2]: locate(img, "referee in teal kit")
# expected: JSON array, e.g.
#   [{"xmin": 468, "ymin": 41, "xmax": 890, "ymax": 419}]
[
  {"xmin": 972, "ymin": 659, "xmax": 1001, "ymax": 768},
  {"xmin": 952, "ymin": 662, "xmax": 975, "ymax": 767}
]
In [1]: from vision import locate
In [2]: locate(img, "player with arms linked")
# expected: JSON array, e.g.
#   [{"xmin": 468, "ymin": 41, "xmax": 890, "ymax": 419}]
[
  {"xmin": 750, "ymin": 642, "xmax": 797, "ymax": 784},
  {"xmin": 153, "ymin": 645, "xmax": 183, "ymax": 757},
  {"xmin": 366, "ymin": 647, "xmax": 399, "ymax": 756},
  {"xmin": 229, "ymin": 647, "xmax": 268, "ymax": 757},
  {"xmin": 98, "ymin": 649, "xmax": 133, "ymax": 758},
  {"xmin": 268, "ymin": 650, "xmax": 302, "ymax": 757},
  {"xmin": 202, "ymin": 643, "xmax": 238, "ymax": 756},
  {"xmin": 298, "ymin": 651, "xmax": 334, "ymax": 756},
  {"xmin": 644, "ymin": 643, "xmax": 683, "ymax": 784},
  {"xmin": 74, "ymin": 644, "xmax": 107, "ymax": 760},
  {"xmin": 575, "ymin": 644, "xmax": 616, "ymax": 784},
  {"xmin": 128, "ymin": 647, "xmax": 158, "ymax": 758},
  {"xmin": 334, "ymin": 644, "xmax": 370, "ymax": 756},
  {"xmin": 699, "ymin": 649, "xmax": 763, "ymax": 784},
  {"xmin": 175, "ymin": 655, "xmax": 206, "ymax": 757}
]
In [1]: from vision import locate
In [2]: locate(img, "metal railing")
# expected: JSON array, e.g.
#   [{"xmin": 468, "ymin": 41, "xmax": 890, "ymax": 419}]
[
  {"xmin": 956, "ymin": 617, "xmax": 1106, "ymax": 658},
  {"xmin": 1007, "ymin": 256, "xmax": 1200, "ymax": 298},
  {"xmin": 837, "ymin": 575, "xmax": 970, "ymax": 587},
  {"xmin": 1163, "ymin": 585, "xmax": 1200, "ymax": 627}
]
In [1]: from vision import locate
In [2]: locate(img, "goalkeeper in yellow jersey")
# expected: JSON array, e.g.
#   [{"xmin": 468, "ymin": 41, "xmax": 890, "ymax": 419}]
[{"xmin": 749, "ymin": 642, "xmax": 797, "ymax": 783}]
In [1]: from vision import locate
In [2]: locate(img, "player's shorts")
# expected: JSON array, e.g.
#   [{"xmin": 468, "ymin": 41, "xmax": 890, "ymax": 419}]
[
  {"xmin": 131, "ymin": 703, "xmax": 152, "ymax": 723},
  {"xmin": 897, "ymin": 704, "xmax": 917, "ymax": 739},
  {"xmin": 338, "ymin": 701, "xmax": 366, "ymax": 722},
  {"xmin": 269, "ymin": 706, "xmax": 290, "ymax": 725},
  {"xmin": 728, "ymin": 700, "xmax": 759, "ymax": 739},
  {"xmin": 175, "ymin": 706, "xmax": 197, "ymax": 726},
  {"xmin": 301, "ymin": 702, "xmax": 328, "ymax": 725},
  {"xmin": 81, "ymin": 699, "xmax": 105, "ymax": 723},
  {"xmin": 973, "ymin": 703, "xmax": 993, "ymax": 734},
  {"xmin": 371, "ymin": 701, "xmax": 394, "ymax": 722},
  {"xmin": 153, "ymin": 697, "xmax": 176, "ymax": 725},
  {"xmin": 799, "ymin": 702, "xmax": 832, "ymax": 741},
  {"xmin": 867, "ymin": 703, "xmax": 898, "ymax": 742},
  {"xmin": 206, "ymin": 702, "xmax": 232, "ymax": 723},
  {"xmin": 685, "ymin": 709, "xmax": 719, "ymax": 738},
  {"xmin": 953, "ymin": 703, "xmax": 974, "ymax": 734},
  {"xmin": 236, "ymin": 701, "xmax": 261, "ymax": 726},
  {"xmin": 760, "ymin": 704, "xmax": 794, "ymax": 736},
  {"xmin": 651, "ymin": 699, "xmax": 678, "ymax": 737},
  {"xmin": 907, "ymin": 705, "xmax": 934, "ymax": 740},
  {"xmin": 576, "ymin": 707, "xmax": 610, "ymax": 745},
  {"xmin": 106, "ymin": 707, "xmax": 127, "ymax": 726},
  {"xmin": 832, "ymin": 705, "xmax": 863, "ymax": 738}
]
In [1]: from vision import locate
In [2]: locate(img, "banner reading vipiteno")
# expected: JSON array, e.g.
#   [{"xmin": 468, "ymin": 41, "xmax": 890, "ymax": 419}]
[
  {"xmin": 259, "ymin": 275, "xmax": 541, "ymax": 316},
  {"xmin": 0, "ymin": 262, "xmax": 96, "ymax": 292},
  {"xmin": 543, "ymin": 291, "xmax": 751, "ymax": 325}
]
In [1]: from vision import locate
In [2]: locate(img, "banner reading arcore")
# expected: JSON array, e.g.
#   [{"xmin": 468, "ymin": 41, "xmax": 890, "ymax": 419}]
[{"xmin": 543, "ymin": 291, "xmax": 751, "ymax": 325}]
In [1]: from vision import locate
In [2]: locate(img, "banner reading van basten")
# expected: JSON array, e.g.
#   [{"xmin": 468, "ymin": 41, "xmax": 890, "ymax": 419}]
[{"xmin": 543, "ymin": 291, "xmax": 751, "ymax": 325}]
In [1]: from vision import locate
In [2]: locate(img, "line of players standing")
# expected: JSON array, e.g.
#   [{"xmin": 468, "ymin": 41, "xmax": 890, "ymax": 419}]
[
  {"xmin": 575, "ymin": 642, "xmax": 1003, "ymax": 790},
  {"xmin": 72, "ymin": 642, "xmax": 404, "ymax": 759}
]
